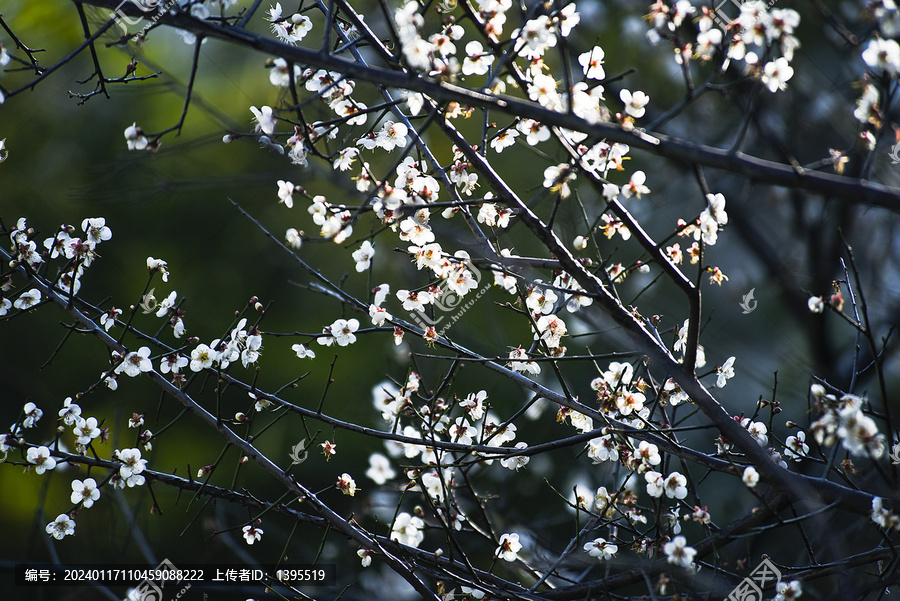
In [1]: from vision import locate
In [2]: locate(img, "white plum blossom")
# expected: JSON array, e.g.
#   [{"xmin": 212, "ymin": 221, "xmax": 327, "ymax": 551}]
[
  {"xmin": 462, "ymin": 41, "xmax": 494, "ymax": 75},
  {"xmin": 116, "ymin": 447, "xmax": 147, "ymax": 483},
  {"xmin": 495, "ymin": 532, "xmax": 522, "ymax": 561},
  {"xmin": 292, "ymin": 343, "xmax": 316, "ymax": 359},
  {"xmin": 59, "ymin": 398, "xmax": 82, "ymax": 426},
  {"xmin": 366, "ymin": 453, "xmax": 396, "ymax": 484},
  {"xmin": 243, "ymin": 524, "xmax": 264, "ymax": 545},
  {"xmin": 71, "ymin": 478, "xmax": 101, "ymax": 507},
  {"xmin": 508, "ymin": 347, "xmax": 541, "ymax": 375},
  {"xmin": 13, "ymin": 288, "xmax": 41, "ymax": 310},
  {"xmin": 73, "ymin": 416, "xmax": 101, "ymax": 446},
  {"xmin": 318, "ymin": 318, "xmax": 359, "ymax": 346},
  {"xmin": 391, "ymin": 512, "xmax": 425, "ymax": 547},
  {"xmin": 716, "ymin": 356, "xmax": 735, "ymax": 387},
  {"xmin": 353, "ymin": 241, "xmax": 375, "ymax": 272},
  {"xmin": 664, "ymin": 536, "xmax": 696, "ymax": 568},
  {"xmin": 23, "ymin": 402, "xmax": 43, "ymax": 428},
  {"xmin": 517, "ymin": 118, "xmax": 550, "ymax": 145},
  {"xmin": 500, "ymin": 442, "xmax": 531, "ymax": 470},
  {"xmin": 46, "ymin": 514, "xmax": 75, "ymax": 540},
  {"xmin": 741, "ymin": 418, "xmax": 769, "ymax": 446},
  {"xmin": 761, "ymin": 57, "xmax": 794, "ymax": 92},
  {"xmin": 784, "ymin": 431, "xmax": 809, "ymax": 461},
  {"xmin": 490, "ymin": 128, "xmax": 518, "ymax": 153},
  {"xmin": 124, "ymin": 123, "xmax": 148, "ymax": 150},
  {"xmin": 535, "ymin": 314, "xmax": 567, "ymax": 348},
  {"xmin": 579, "ymin": 47, "xmax": 605, "ymax": 80},
  {"xmin": 277, "ymin": 180, "xmax": 296, "ymax": 208},
  {"xmin": 190, "ymin": 344, "xmax": 215, "ymax": 371},
  {"xmin": 862, "ymin": 38, "xmax": 900, "ymax": 76},
  {"xmin": 584, "ymin": 537, "xmax": 617, "ymax": 560},
  {"xmin": 82, "ymin": 218, "xmax": 112, "ymax": 247},
  {"xmin": 250, "ymin": 105, "xmax": 276, "ymax": 135},
  {"xmin": 337, "ymin": 473, "xmax": 357, "ymax": 496},
  {"xmin": 645, "ymin": 470, "xmax": 664, "ymax": 498},
  {"xmin": 664, "ymin": 471, "xmax": 688, "ymax": 499},
  {"xmin": 742, "ymin": 466, "xmax": 760, "ymax": 488},
  {"xmin": 808, "ymin": 296, "xmax": 825, "ymax": 313},
  {"xmin": 774, "ymin": 580, "xmax": 803, "ymax": 601},
  {"xmin": 27, "ymin": 446, "xmax": 57, "ymax": 474},
  {"xmin": 620, "ymin": 89, "xmax": 649, "ymax": 118},
  {"xmin": 543, "ymin": 163, "xmax": 576, "ymax": 198},
  {"xmin": 116, "ymin": 346, "xmax": 153, "ymax": 377},
  {"xmin": 587, "ymin": 435, "xmax": 618, "ymax": 463},
  {"xmin": 147, "ymin": 257, "xmax": 170, "ymax": 282}
]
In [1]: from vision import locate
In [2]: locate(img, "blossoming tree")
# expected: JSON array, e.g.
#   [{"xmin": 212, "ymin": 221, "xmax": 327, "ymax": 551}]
[{"xmin": 1, "ymin": 0, "xmax": 899, "ymax": 599}]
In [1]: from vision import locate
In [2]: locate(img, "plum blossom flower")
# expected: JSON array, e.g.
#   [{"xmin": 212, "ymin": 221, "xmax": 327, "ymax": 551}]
[
  {"xmin": 621, "ymin": 170, "xmax": 650, "ymax": 198},
  {"xmin": 584, "ymin": 537, "xmax": 617, "ymax": 560},
  {"xmin": 250, "ymin": 105, "xmax": 276, "ymax": 135},
  {"xmin": 190, "ymin": 344, "xmax": 215, "ymax": 372},
  {"xmin": 664, "ymin": 471, "xmax": 688, "ymax": 499},
  {"xmin": 784, "ymin": 431, "xmax": 809, "ymax": 461},
  {"xmin": 391, "ymin": 512, "xmax": 425, "ymax": 547},
  {"xmin": 716, "ymin": 356, "xmax": 735, "ymax": 387},
  {"xmin": 100, "ymin": 307, "xmax": 122, "ymax": 332},
  {"xmin": 490, "ymin": 128, "xmax": 518, "ymax": 153},
  {"xmin": 59, "ymin": 398, "xmax": 82, "ymax": 426},
  {"xmin": 74, "ymin": 416, "xmax": 101, "ymax": 446},
  {"xmin": 337, "ymin": 473, "xmax": 357, "ymax": 496},
  {"xmin": 774, "ymin": 580, "xmax": 803, "ymax": 601},
  {"xmin": 664, "ymin": 536, "xmax": 696, "ymax": 568},
  {"xmin": 579, "ymin": 47, "xmax": 605, "ymax": 79},
  {"xmin": 46, "ymin": 514, "xmax": 75, "ymax": 540},
  {"xmin": 13, "ymin": 288, "xmax": 41, "ymax": 310},
  {"xmin": 147, "ymin": 257, "xmax": 170, "ymax": 282},
  {"xmin": 23, "ymin": 402, "xmax": 43, "ymax": 428},
  {"xmin": 462, "ymin": 41, "xmax": 494, "ymax": 75},
  {"xmin": 543, "ymin": 163, "xmax": 576, "ymax": 198},
  {"xmin": 620, "ymin": 89, "xmax": 649, "ymax": 118},
  {"xmin": 352, "ymin": 241, "xmax": 375, "ymax": 272},
  {"xmin": 124, "ymin": 123, "xmax": 148, "ymax": 150},
  {"xmin": 291, "ymin": 343, "xmax": 315, "ymax": 359},
  {"xmin": 761, "ymin": 57, "xmax": 794, "ymax": 92},
  {"xmin": 645, "ymin": 470, "xmax": 664, "ymax": 498},
  {"xmin": 742, "ymin": 466, "xmax": 760, "ymax": 488},
  {"xmin": 71, "ymin": 478, "xmax": 100, "ymax": 507},
  {"xmin": 27, "ymin": 446, "xmax": 56, "ymax": 474},
  {"xmin": 496, "ymin": 533, "xmax": 522, "ymax": 561},
  {"xmin": 326, "ymin": 318, "xmax": 359, "ymax": 346},
  {"xmin": 277, "ymin": 180, "xmax": 296, "ymax": 208},
  {"xmin": 82, "ymin": 218, "xmax": 112, "ymax": 247},
  {"xmin": 116, "ymin": 448, "xmax": 147, "ymax": 481},
  {"xmin": 243, "ymin": 524, "xmax": 263, "ymax": 544},
  {"xmin": 862, "ymin": 38, "xmax": 900, "ymax": 76},
  {"xmin": 366, "ymin": 453, "xmax": 396, "ymax": 484},
  {"xmin": 808, "ymin": 296, "xmax": 824, "ymax": 313},
  {"xmin": 116, "ymin": 346, "xmax": 153, "ymax": 377}
]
